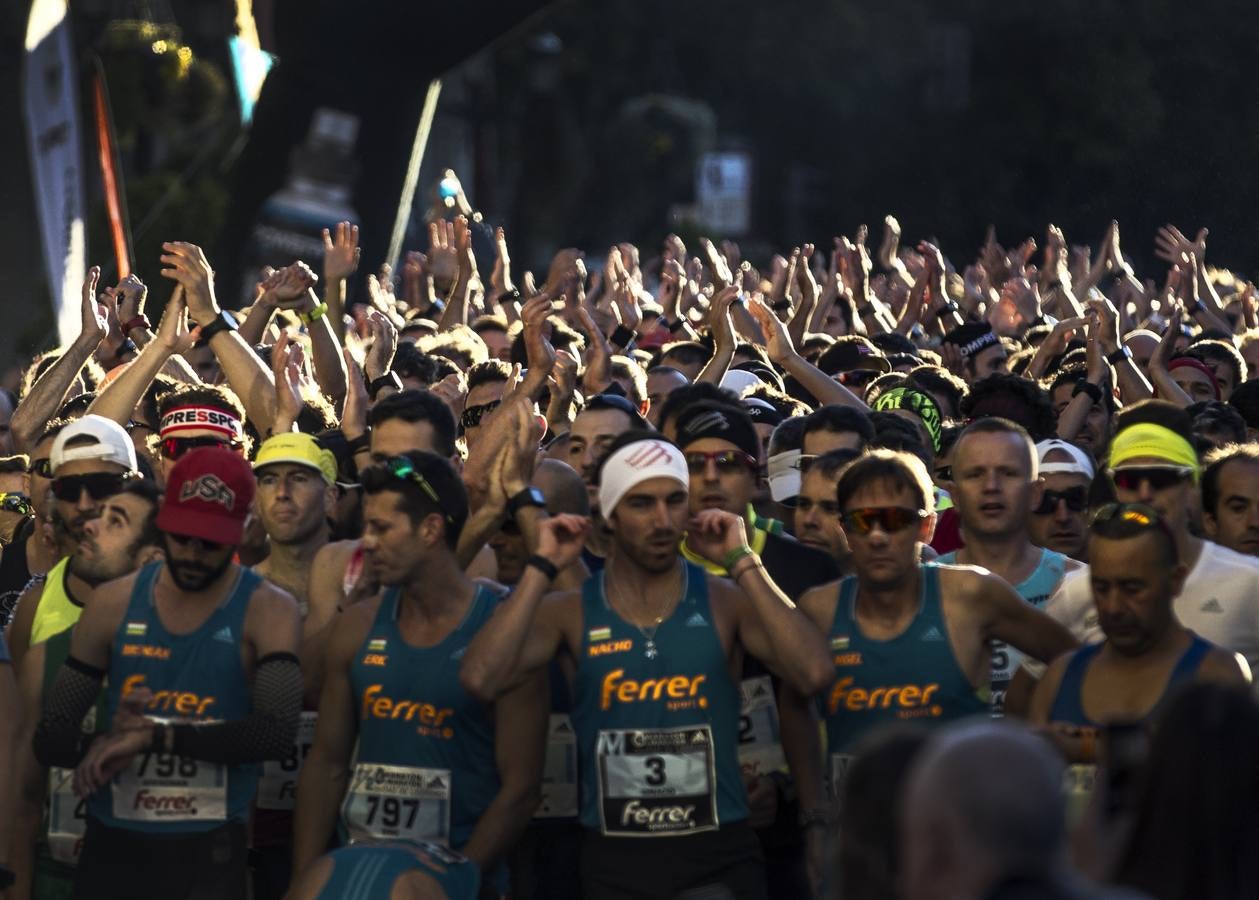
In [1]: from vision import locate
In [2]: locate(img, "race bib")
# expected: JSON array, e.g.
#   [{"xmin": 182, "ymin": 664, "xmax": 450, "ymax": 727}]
[
  {"xmin": 111, "ymin": 749, "xmax": 228, "ymax": 823},
  {"xmin": 989, "ymin": 642, "xmax": 1019, "ymax": 717},
  {"xmin": 829, "ymin": 753, "xmax": 854, "ymax": 802},
  {"xmin": 341, "ymin": 763, "xmax": 451, "ymax": 844},
  {"xmin": 535, "ymin": 714, "xmax": 578, "ymax": 819},
  {"xmin": 257, "ymin": 711, "xmax": 318, "ymax": 811},
  {"xmin": 737, "ymin": 676, "xmax": 785, "ymax": 776},
  {"xmin": 47, "ymin": 767, "xmax": 88, "ymax": 863},
  {"xmin": 1063, "ymin": 763, "xmax": 1097, "ymax": 825},
  {"xmin": 596, "ymin": 726, "xmax": 718, "ymax": 837}
]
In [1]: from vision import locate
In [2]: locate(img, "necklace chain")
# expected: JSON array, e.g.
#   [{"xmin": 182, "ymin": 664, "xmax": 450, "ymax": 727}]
[{"xmin": 607, "ymin": 563, "xmax": 682, "ymax": 658}]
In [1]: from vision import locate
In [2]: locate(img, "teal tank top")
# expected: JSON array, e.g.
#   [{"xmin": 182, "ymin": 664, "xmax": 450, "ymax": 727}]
[
  {"xmin": 343, "ymin": 586, "xmax": 501, "ymax": 852},
  {"xmin": 938, "ymin": 548, "xmax": 1067, "ymax": 714},
  {"xmin": 92, "ymin": 562, "xmax": 259, "ymax": 833},
  {"xmin": 315, "ymin": 841, "xmax": 481, "ymax": 900},
  {"xmin": 571, "ymin": 562, "xmax": 747, "ymax": 836},
  {"xmin": 822, "ymin": 564, "xmax": 986, "ymax": 790}
]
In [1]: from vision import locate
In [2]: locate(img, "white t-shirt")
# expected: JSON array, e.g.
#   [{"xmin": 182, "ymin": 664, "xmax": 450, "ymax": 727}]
[{"xmin": 1036, "ymin": 540, "xmax": 1259, "ymax": 674}]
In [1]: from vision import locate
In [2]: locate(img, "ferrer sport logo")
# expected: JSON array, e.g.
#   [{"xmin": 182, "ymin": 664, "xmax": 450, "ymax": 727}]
[{"xmin": 180, "ymin": 474, "xmax": 236, "ymax": 510}]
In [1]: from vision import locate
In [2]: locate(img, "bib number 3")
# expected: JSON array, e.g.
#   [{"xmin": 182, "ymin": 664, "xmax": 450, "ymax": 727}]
[{"xmin": 596, "ymin": 726, "xmax": 718, "ymax": 837}]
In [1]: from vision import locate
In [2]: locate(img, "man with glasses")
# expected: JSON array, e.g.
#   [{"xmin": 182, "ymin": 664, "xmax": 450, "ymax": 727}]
[
  {"xmin": 782, "ymin": 449, "xmax": 1073, "ymax": 853},
  {"xmin": 8, "ymin": 416, "xmax": 140, "ymax": 668},
  {"xmin": 1030, "ymin": 502, "xmax": 1246, "ymax": 753},
  {"xmin": 34, "ymin": 446, "xmax": 303, "ymax": 899},
  {"xmin": 1036, "ymin": 401, "xmax": 1259, "ymax": 677},
  {"xmin": 293, "ymin": 451, "xmax": 547, "ymax": 894},
  {"xmin": 1028, "ymin": 440, "xmax": 1096, "ymax": 563},
  {"xmin": 460, "ymin": 361, "xmax": 512, "ymax": 449},
  {"xmin": 938, "ymin": 419, "xmax": 1082, "ymax": 716},
  {"xmin": 151, "ymin": 385, "xmax": 248, "ymax": 486},
  {"xmin": 12, "ymin": 479, "xmax": 164, "ymax": 899},
  {"xmin": 674, "ymin": 401, "xmax": 838, "ymax": 895}
]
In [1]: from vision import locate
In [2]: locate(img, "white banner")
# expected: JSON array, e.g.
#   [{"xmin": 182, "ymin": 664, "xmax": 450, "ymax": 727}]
[{"xmin": 24, "ymin": 0, "xmax": 86, "ymax": 346}]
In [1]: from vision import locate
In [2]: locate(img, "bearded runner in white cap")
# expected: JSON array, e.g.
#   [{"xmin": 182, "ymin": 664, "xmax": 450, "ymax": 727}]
[{"xmin": 460, "ymin": 431, "xmax": 833, "ymax": 900}]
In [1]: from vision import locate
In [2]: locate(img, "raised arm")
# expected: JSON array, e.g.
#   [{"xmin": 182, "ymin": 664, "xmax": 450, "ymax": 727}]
[
  {"xmin": 688, "ymin": 509, "xmax": 833, "ymax": 697},
  {"xmin": 695, "ymin": 283, "xmax": 740, "ymax": 387},
  {"xmin": 321, "ymin": 221, "xmax": 360, "ymax": 342},
  {"xmin": 459, "ymin": 515, "xmax": 587, "ymax": 702},
  {"xmin": 747, "ymin": 297, "xmax": 868, "ymax": 411},
  {"xmin": 89, "ymin": 288, "xmax": 195, "ymax": 425},
  {"xmin": 12, "ymin": 268, "xmax": 106, "ymax": 452}
]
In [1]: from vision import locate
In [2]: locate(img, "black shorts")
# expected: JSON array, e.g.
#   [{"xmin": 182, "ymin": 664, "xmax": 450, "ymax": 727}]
[
  {"xmin": 72, "ymin": 818, "xmax": 248, "ymax": 900},
  {"xmin": 580, "ymin": 822, "xmax": 767, "ymax": 900}
]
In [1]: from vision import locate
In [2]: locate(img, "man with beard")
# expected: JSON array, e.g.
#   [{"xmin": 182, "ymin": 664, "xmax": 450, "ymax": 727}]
[
  {"xmin": 460, "ymin": 432, "xmax": 834, "ymax": 899},
  {"xmin": 33, "ymin": 447, "xmax": 302, "ymax": 899},
  {"xmin": 249, "ymin": 433, "xmax": 339, "ymax": 900},
  {"xmin": 293, "ymin": 451, "xmax": 547, "ymax": 896},
  {"xmin": 7, "ymin": 416, "xmax": 140, "ymax": 668},
  {"xmin": 11, "ymin": 479, "xmax": 163, "ymax": 899}
]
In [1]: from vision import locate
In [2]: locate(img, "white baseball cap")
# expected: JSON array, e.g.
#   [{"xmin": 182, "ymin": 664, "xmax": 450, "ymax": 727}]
[
  {"xmin": 51, "ymin": 414, "xmax": 138, "ymax": 475},
  {"xmin": 1035, "ymin": 439, "xmax": 1094, "ymax": 479},
  {"xmin": 767, "ymin": 449, "xmax": 804, "ymax": 504}
]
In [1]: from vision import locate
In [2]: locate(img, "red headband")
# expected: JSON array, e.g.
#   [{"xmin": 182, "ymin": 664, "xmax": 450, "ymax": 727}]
[{"xmin": 1166, "ymin": 357, "xmax": 1221, "ymax": 401}]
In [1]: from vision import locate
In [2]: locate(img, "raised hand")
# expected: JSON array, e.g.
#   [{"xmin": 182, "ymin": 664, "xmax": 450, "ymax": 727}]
[
  {"xmin": 699, "ymin": 237, "xmax": 734, "ymax": 290},
  {"xmin": 535, "ymin": 513, "xmax": 592, "ymax": 570},
  {"xmin": 270, "ymin": 328, "xmax": 305, "ymax": 434},
  {"xmin": 519, "ymin": 290, "xmax": 558, "ymax": 387},
  {"xmin": 154, "ymin": 286, "xmax": 194, "ymax": 354},
  {"xmin": 363, "ymin": 309, "xmax": 399, "ymax": 383},
  {"xmin": 115, "ymin": 274, "xmax": 148, "ymax": 331},
  {"xmin": 878, "ymin": 215, "xmax": 903, "ymax": 271},
  {"xmin": 577, "ymin": 305, "xmax": 613, "ymax": 396},
  {"xmin": 429, "ymin": 371, "xmax": 468, "ymax": 419},
  {"xmin": 1000, "ymin": 276, "xmax": 1041, "ymax": 328},
  {"xmin": 748, "ymin": 296, "xmax": 796, "ymax": 365},
  {"xmin": 340, "ymin": 347, "xmax": 369, "ymax": 441},
  {"xmin": 426, "ymin": 219, "xmax": 460, "ymax": 291},
  {"xmin": 490, "ymin": 226, "xmax": 515, "ymax": 301},
  {"xmin": 159, "ymin": 242, "xmax": 219, "ymax": 326},
  {"xmin": 79, "ymin": 266, "xmax": 106, "ymax": 343},
  {"xmin": 321, "ymin": 221, "xmax": 361, "ymax": 283},
  {"xmin": 273, "ymin": 262, "xmax": 319, "ymax": 309},
  {"xmin": 685, "ymin": 508, "xmax": 751, "ymax": 565},
  {"xmin": 1154, "ymin": 224, "xmax": 1207, "ymax": 267}
]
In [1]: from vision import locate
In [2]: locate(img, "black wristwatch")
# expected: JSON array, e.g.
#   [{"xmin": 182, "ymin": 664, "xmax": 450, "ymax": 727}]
[
  {"xmin": 609, "ymin": 324, "xmax": 636, "ymax": 350},
  {"xmin": 1106, "ymin": 345, "xmax": 1132, "ymax": 366},
  {"xmin": 197, "ymin": 310, "xmax": 238, "ymax": 343},
  {"xmin": 507, "ymin": 486, "xmax": 546, "ymax": 518},
  {"xmin": 368, "ymin": 372, "xmax": 403, "ymax": 400}
]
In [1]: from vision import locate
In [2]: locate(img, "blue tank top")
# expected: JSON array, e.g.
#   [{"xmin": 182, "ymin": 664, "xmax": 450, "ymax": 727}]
[
  {"xmin": 822, "ymin": 564, "xmax": 987, "ymax": 761},
  {"xmin": 315, "ymin": 841, "xmax": 481, "ymax": 900},
  {"xmin": 1047, "ymin": 632, "xmax": 1214, "ymax": 727},
  {"xmin": 344, "ymin": 585, "xmax": 501, "ymax": 852},
  {"xmin": 92, "ymin": 562, "xmax": 258, "ymax": 833},
  {"xmin": 571, "ymin": 562, "xmax": 747, "ymax": 835},
  {"xmin": 938, "ymin": 548, "xmax": 1067, "ymax": 715}
]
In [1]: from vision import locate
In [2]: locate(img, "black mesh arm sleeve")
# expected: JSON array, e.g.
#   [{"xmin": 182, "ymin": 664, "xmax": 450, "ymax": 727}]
[
  {"xmin": 33, "ymin": 656, "xmax": 106, "ymax": 769},
  {"xmin": 170, "ymin": 653, "xmax": 302, "ymax": 764}
]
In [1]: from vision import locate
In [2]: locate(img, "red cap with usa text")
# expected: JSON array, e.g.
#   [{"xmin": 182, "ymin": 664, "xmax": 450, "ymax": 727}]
[{"xmin": 156, "ymin": 446, "xmax": 256, "ymax": 545}]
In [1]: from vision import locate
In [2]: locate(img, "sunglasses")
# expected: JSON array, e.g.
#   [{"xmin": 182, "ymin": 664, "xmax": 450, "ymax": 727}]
[
  {"xmin": 839, "ymin": 506, "xmax": 927, "ymax": 535},
  {"xmin": 0, "ymin": 493, "xmax": 34, "ymax": 516},
  {"xmin": 684, "ymin": 449, "xmax": 758, "ymax": 475},
  {"xmin": 1090, "ymin": 502, "xmax": 1177, "ymax": 550},
  {"xmin": 385, "ymin": 456, "xmax": 454, "ymax": 524},
  {"xmin": 1108, "ymin": 466, "xmax": 1194, "ymax": 492},
  {"xmin": 1033, "ymin": 486, "xmax": 1089, "ymax": 515},
  {"xmin": 28, "ymin": 458, "xmax": 53, "ymax": 479},
  {"xmin": 460, "ymin": 400, "xmax": 501, "ymax": 431},
  {"xmin": 161, "ymin": 436, "xmax": 242, "ymax": 461},
  {"xmin": 50, "ymin": 471, "xmax": 137, "ymax": 502}
]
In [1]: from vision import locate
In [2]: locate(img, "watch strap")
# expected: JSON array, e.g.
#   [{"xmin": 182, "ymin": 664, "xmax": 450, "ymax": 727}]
[
  {"xmin": 368, "ymin": 372, "xmax": 403, "ymax": 400},
  {"xmin": 1106, "ymin": 345, "xmax": 1132, "ymax": 366},
  {"xmin": 197, "ymin": 311, "xmax": 237, "ymax": 343},
  {"xmin": 298, "ymin": 301, "xmax": 329, "ymax": 324},
  {"xmin": 525, "ymin": 555, "xmax": 559, "ymax": 581},
  {"xmin": 507, "ymin": 486, "xmax": 546, "ymax": 518},
  {"xmin": 122, "ymin": 314, "xmax": 152, "ymax": 334}
]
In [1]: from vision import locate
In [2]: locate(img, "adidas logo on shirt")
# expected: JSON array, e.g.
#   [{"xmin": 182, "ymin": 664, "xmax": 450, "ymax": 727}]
[
  {"xmin": 213, "ymin": 626, "xmax": 233, "ymax": 644},
  {"xmin": 921, "ymin": 626, "xmax": 944, "ymax": 642},
  {"xmin": 685, "ymin": 612, "xmax": 708, "ymax": 628},
  {"xmin": 1200, "ymin": 597, "xmax": 1224, "ymax": 614}
]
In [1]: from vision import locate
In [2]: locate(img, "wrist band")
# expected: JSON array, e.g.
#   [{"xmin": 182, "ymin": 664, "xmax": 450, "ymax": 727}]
[
  {"xmin": 298, "ymin": 301, "xmax": 329, "ymax": 324},
  {"xmin": 722, "ymin": 544, "xmax": 756, "ymax": 571},
  {"xmin": 668, "ymin": 318, "xmax": 688, "ymax": 334},
  {"xmin": 732, "ymin": 559, "xmax": 764, "ymax": 583},
  {"xmin": 525, "ymin": 555, "xmax": 559, "ymax": 581},
  {"xmin": 1106, "ymin": 346, "xmax": 1132, "ymax": 366},
  {"xmin": 771, "ymin": 300, "xmax": 791, "ymax": 313},
  {"xmin": 122, "ymin": 314, "xmax": 152, "ymax": 334}
]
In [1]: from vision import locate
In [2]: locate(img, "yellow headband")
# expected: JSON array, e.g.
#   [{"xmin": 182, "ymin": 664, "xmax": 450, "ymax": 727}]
[{"xmin": 1108, "ymin": 423, "xmax": 1200, "ymax": 482}]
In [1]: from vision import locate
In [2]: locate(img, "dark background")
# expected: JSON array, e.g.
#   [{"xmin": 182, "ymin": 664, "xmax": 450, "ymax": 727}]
[{"xmin": 3, "ymin": 0, "xmax": 1258, "ymax": 370}]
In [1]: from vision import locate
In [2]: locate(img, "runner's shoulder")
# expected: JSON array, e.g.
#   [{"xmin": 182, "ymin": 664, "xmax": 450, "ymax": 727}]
[{"xmin": 311, "ymin": 539, "xmax": 360, "ymax": 576}]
